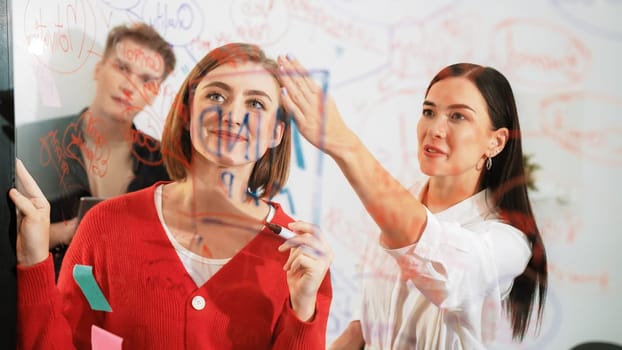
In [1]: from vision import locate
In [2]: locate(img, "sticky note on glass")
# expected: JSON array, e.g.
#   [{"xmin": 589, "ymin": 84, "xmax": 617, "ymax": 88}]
[
  {"xmin": 73, "ymin": 265, "xmax": 112, "ymax": 312},
  {"xmin": 33, "ymin": 63, "xmax": 62, "ymax": 108},
  {"xmin": 91, "ymin": 325, "xmax": 123, "ymax": 350}
]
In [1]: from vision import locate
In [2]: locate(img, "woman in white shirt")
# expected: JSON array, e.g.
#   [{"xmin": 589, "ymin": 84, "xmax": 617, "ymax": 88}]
[{"xmin": 278, "ymin": 59, "xmax": 548, "ymax": 349}]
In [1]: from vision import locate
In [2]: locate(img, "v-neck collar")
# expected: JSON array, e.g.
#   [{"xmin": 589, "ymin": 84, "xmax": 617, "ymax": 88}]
[{"xmin": 153, "ymin": 184, "xmax": 294, "ymax": 290}]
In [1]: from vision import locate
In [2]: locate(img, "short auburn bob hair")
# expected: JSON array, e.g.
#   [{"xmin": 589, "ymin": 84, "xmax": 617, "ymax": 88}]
[{"xmin": 161, "ymin": 43, "xmax": 291, "ymax": 199}]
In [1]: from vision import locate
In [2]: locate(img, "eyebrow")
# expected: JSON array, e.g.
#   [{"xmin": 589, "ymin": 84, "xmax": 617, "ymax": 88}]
[
  {"xmin": 113, "ymin": 57, "xmax": 162, "ymax": 81},
  {"xmin": 423, "ymin": 100, "xmax": 476, "ymax": 113},
  {"xmin": 245, "ymin": 89, "xmax": 272, "ymax": 102},
  {"xmin": 200, "ymin": 81, "xmax": 273, "ymax": 102}
]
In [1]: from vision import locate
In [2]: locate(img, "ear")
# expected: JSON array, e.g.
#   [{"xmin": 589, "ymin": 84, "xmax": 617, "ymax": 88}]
[
  {"xmin": 488, "ymin": 127, "xmax": 509, "ymax": 157},
  {"xmin": 269, "ymin": 121, "xmax": 285, "ymax": 149}
]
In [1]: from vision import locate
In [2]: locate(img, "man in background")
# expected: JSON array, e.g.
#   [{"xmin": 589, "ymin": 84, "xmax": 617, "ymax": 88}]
[{"xmin": 17, "ymin": 22, "xmax": 176, "ymax": 279}]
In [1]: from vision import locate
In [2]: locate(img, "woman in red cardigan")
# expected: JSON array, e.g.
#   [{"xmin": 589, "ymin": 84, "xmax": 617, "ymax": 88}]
[{"xmin": 11, "ymin": 43, "xmax": 333, "ymax": 350}]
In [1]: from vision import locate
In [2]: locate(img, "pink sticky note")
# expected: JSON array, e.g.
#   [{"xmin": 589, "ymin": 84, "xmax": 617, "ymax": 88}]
[
  {"xmin": 33, "ymin": 63, "xmax": 62, "ymax": 108},
  {"xmin": 91, "ymin": 325, "xmax": 123, "ymax": 350}
]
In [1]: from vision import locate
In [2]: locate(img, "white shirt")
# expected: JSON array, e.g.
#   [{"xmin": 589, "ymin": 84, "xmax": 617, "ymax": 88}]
[{"xmin": 358, "ymin": 184, "xmax": 532, "ymax": 349}]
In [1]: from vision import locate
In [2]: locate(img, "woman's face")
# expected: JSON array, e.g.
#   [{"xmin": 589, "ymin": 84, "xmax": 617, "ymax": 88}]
[
  {"xmin": 417, "ymin": 77, "xmax": 505, "ymax": 178},
  {"xmin": 190, "ymin": 61, "xmax": 283, "ymax": 167}
]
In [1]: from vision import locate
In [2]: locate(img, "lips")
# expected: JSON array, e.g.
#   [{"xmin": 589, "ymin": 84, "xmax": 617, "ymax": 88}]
[
  {"xmin": 422, "ymin": 144, "xmax": 446, "ymax": 157},
  {"xmin": 112, "ymin": 96, "xmax": 131, "ymax": 106},
  {"xmin": 210, "ymin": 130, "xmax": 249, "ymax": 142}
]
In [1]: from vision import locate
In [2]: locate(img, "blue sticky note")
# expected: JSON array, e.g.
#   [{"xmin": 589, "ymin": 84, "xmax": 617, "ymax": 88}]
[{"xmin": 73, "ymin": 265, "xmax": 112, "ymax": 312}]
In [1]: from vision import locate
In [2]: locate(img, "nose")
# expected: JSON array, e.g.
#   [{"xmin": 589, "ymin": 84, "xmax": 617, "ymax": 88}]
[
  {"xmin": 119, "ymin": 70, "xmax": 150, "ymax": 99},
  {"xmin": 119, "ymin": 75, "xmax": 139, "ymax": 100},
  {"xmin": 120, "ymin": 86, "xmax": 134, "ymax": 100},
  {"xmin": 221, "ymin": 101, "xmax": 249, "ymax": 127},
  {"xmin": 428, "ymin": 115, "xmax": 447, "ymax": 138}
]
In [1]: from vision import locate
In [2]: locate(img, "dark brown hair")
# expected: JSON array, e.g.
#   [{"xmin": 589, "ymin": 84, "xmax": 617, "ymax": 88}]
[
  {"xmin": 426, "ymin": 63, "xmax": 548, "ymax": 341},
  {"xmin": 161, "ymin": 43, "xmax": 291, "ymax": 199}
]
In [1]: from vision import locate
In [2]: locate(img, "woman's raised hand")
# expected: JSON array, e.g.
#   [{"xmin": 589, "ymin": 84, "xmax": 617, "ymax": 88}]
[{"xmin": 278, "ymin": 55, "xmax": 355, "ymax": 156}]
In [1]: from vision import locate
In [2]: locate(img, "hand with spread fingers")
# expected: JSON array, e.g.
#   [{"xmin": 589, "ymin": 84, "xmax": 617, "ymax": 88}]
[
  {"xmin": 9, "ymin": 159, "xmax": 51, "ymax": 267},
  {"xmin": 277, "ymin": 220, "xmax": 333, "ymax": 321},
  {"xmin": 278, "ymin": 55, "xmax": 357, "ymax": 156}
]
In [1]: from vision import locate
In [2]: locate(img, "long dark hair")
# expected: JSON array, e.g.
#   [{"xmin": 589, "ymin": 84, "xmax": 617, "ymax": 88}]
[{"xmin": 426, "ymin": 63, "xmax": 548, "ymax": 340}]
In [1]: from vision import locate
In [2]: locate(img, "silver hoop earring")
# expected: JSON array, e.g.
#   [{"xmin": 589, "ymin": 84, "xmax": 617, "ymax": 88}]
[{"xmin": 486, "ymin": 157, "xmax": 492, "ymax": 170}]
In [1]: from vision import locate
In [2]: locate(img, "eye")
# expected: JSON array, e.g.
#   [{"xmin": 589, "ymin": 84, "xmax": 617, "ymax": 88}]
[
  {"xmin": 207, "ymin": 93, "xmax": 226, "ymax": 104},
  {"xmin": 450, "ymin": 112, "xmax": 466, "ymax": 121},
  {"xmin": 248, "ymin": 99, "xmax": 266, "ymax": 111},
  {"xmin": 143, "ymin": 80, "xmax": 160, "ymax": 92},
  {"xmin": 141, "ymin": 75, "xmax": 158, "ymax": 84},
  {"xmin": 114, "ymin": 62, "xmax": 130, "ymax": 74},
  {"xmin": 422, "ymin": 108, "xmax": 434, "ymax": 118}
]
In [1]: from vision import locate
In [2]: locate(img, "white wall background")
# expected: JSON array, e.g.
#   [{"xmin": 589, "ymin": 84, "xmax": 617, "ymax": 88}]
[{"xmin": 12, "ymin": 0, "xmax": 622, "ymax": 348}]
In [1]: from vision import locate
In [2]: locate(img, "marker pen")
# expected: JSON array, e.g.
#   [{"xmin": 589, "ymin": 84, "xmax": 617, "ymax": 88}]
[{"xmin": 265, "ymin": 222, "xmax": 297, "ymax": 240}]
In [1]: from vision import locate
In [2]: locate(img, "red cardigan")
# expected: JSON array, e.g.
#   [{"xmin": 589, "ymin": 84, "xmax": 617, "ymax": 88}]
[{"xmin": 17, "ymin": 184, "xmax": 332, "ymax": 349}]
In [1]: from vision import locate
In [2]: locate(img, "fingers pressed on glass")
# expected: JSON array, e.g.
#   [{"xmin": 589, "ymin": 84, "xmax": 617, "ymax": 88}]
[
  {"xmin": 285, "ymin": 55, "xmax": 319, "ymax": 94},
  {"xmin": 15, "ymin": 159, "xmax": 46, "ymax": 199},
  {"xmin": 278, "ymin": 68, "xmax": 308, "ymax": 106},
  {"xmin": 278, "ymin": 56, "xmax": 315, "ymax": 101},
  {"xmin": 279, "ymin": 86, "xmax": 305, "ymax": 124},
  {"xmin": 9, "ymin": 188, "xmax": 33, "ymax": 216}
]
